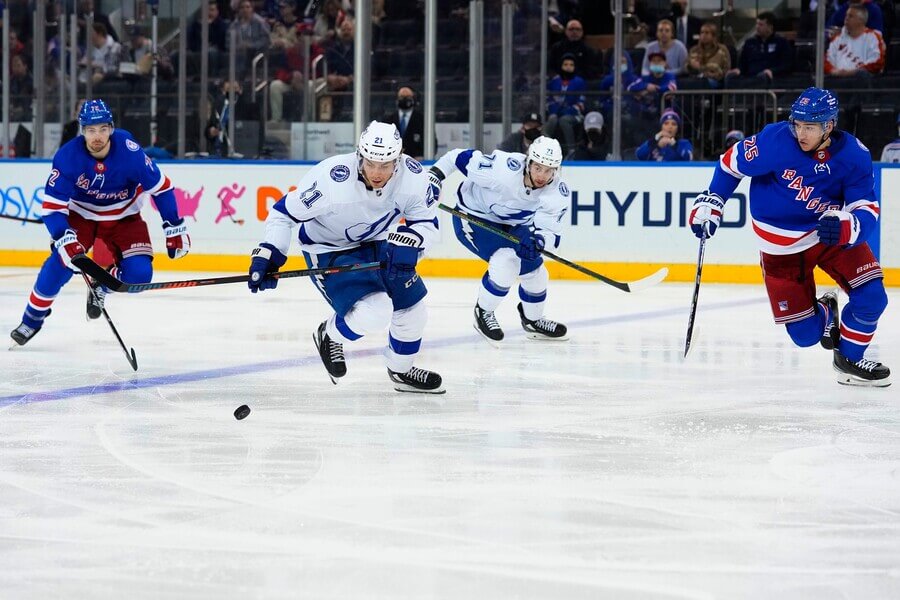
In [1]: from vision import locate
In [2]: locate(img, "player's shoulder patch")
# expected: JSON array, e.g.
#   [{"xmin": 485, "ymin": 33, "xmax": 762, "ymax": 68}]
[
  {"xmin": 507, "ymin": 157, "xmax": 522, "ymax": 171},
  {"xmin": 856, "ymin": 139, "xmax": 869, "ymax": 152},
  {"xmin": 125, "ymin": 138, "xmax": 141, "ymax": 152},
  {"xmin": 558, "ymin": 181, "xmax": 570, "ymax": 197},
  {"xmin": 330, "ymin": 164, "xmax": 351, "ymax": 182},
  {"xmin": 405, "ymin": 157, "xmax": 422, "ymax": 173}
]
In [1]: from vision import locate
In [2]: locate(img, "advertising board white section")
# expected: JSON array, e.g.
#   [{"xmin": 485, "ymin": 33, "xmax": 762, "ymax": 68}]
[
  {"xmin": 1, "ymin": 161, "xmax": 894, "ymax": 270},
  {"xmin": 880, "ymin": 167, "xmax": 899, "ymax": 267}
]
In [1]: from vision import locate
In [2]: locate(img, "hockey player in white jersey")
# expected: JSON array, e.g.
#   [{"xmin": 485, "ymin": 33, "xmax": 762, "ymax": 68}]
[
  {"xmin": 247, "ymin": 121, "xmax": 444, "ymax": 393},
  {"xmin": 428, "ymin": 136, "xmax": 570, "ymax": 343}
]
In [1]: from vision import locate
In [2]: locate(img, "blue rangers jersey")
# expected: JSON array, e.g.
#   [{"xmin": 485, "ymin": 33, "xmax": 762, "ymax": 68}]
[
  {"xmin": 264, "ymin": 153, "xmax": 439, "ymax": 255},
  {"xmin": 708, "ymin": 121, "xmax": 879, "ymax": 255},
  {"xmin": 42, "ymin": 129, "xmax": 179, "ymax": 238},
  {"xmin": 433, "ymin": 148, "xmax": 570, "ymax": 249}
]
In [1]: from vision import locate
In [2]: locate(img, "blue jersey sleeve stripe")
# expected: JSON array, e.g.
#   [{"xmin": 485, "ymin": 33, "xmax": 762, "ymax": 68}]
[
  {"xmin": 273, "ymin": 197, "xmax": 301, "ymax": 223},
  {"xmin": 456, "ymin": 150, "xmax": 475, "ymax": 176}
]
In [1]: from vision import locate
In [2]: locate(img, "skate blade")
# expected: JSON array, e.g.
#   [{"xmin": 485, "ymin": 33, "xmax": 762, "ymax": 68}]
[
  {"xmin": 524, "ymin": 331, "xmax": 569, "ymax": 341},
  {"xmin": 393, "ymin": 383, "xmax": 447, "ymax": 394},
  {"xmin": 9, "ymin": 340, "xmax": 24, "ymax": 350},
  {"xmin": 472, "ymin": 322, "xmax": 503, "ymax": 348},
  {"xmin": 833, "ymin": 367, "xmax": 892, "ymax": 387}
]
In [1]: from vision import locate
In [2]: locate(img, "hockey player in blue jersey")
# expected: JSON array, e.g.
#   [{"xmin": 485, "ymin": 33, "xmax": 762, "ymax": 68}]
[
  {"xmin": 428, "ymin": 136, "xmax": 570, "ymax": 344},
  {"xmin": 247, "ymin": 121, "xmax": 444, "ymax": 394},
  {"xmin": 9, "ymin": 99, "xmax": 191, "ymax": 348},
  {"xmin": 689, "ymin": 88, "xmax": 890, "ymax": 386}
]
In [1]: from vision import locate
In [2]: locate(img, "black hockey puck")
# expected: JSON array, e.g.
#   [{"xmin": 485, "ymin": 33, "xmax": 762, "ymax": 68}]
[{"xmin": 234, "ymin": 404, "xmax": 251, "ymax": 420}]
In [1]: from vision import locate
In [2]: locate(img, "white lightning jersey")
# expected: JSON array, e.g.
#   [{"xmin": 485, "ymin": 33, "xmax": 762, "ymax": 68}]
[
  {"xmin": 433, "ymin": 148, "xmax": 570, "ymax": 248},
  {"xmin": 264, "ymin": 153, "xmax": 439, "ymax": 255}
]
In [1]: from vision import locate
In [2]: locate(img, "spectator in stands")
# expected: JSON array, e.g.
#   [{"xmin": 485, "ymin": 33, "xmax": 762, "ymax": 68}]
[
  {"xmin": 206, "ymin": 80, "xmax": 244, "ymax": 156},
  {"xmin": 270, "ymin": 1, "xmax": 301, "ymax": 51},
  {"xmin": 636, "ymin": 109, "xmax": 693, "ymax": 161},
  {"xmin": 549, "ymin": 19, "xmax": 600, "ymax": 80},
  {"xmin": 629, "ymin": 52, "xmax": 678, "ymax": 120},
  {"xmin": 325, "ymin": 16, "xmax": 354, "ymax": 117},
  {"xmin": 77, "ymin": 0, "xmax": 119, "ymax": 45},
  {"xmin": 724, "ymin": 129, "xmax": 745, "ymax": 150},
  {"xmin": 665, "ymin": 0, "xmax": 703, "ymax": 48},
  {"xmin": 599, "ymin": 51, "xmax": 640, "ymax": 115},
  {"xmin": 568, "ymin": 111, "xmax": 609, "ymax": 161},
  {"xmin": 829, "ymin": 0, "xmax": 884, "ymax": 34},
  {"xmin": 121, "ymin": 26, "xmax": 174, "ymax": 80},
  {"xmin": 313, "ymin": 0, "xmax": 345, "ymax": 45},
  {"xmin": 81, "ymin": 22, "xmax": 121, "ymax": 85},
  {"xmin": 61, "ymin": 99, "xmax": 88, "ymax": 147},
  {"xmin": 381, "ymin": 87, "xmax": 434, "ymax": 160},
  {"xmin": 726, "ymin": 12, "xmax": 792, "ymax": 85},
  {"xmin": 825, "ymin": 3, "xmax": 886, "ymax": 77},
  {"xmin": 269, "ymin": 24, "xmax": 324, "ymax": 122},
  {"xmin": 9, "ymin": 54, "xmax": 33, "ymax": 121},
  {"xmin": 229, "ymin": 0, "xmax": 272, "ymax": 70},
  {"xmin": 687, "ymin": 21, "xmax": 731, "ymax": 86},
  {"xmin": 880, "ymin": 114, "xmax": 900, "ymax": 162},
  {"xmin": 188, "ymin": 1, "xmax": 230, "ymax": 53},
  {"xmin": 497, "ymin": 112, "xmax": 544, "ymax": 154},
  {"xmin": 4, "ymin": 27, "xmax": 26, "ymax": 59},
  {"xmin": 546, "ymin": 54, "xmax": 587, "ymax": 155},
  {"xmin": 642, "ymin": 19, "xmax": 688, "ymax": 75}
]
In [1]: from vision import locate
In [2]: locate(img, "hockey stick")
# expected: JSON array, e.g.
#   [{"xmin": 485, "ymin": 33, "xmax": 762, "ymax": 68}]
[
  {"xmin": 80, "ymin": 272, "xmax": 139, "ymax": 371},
  {"xmin": 440, "ymin": 204, "xmax": 668, "ymax": 292},
  {"xmin": 683, "ymin": 228, "xmax": 708, "ymax": 358},
  {"xmin": 0, "ymin": 213, "xmax": 43, "ymax": 224},
  {"xmin": 72, "ymin": 254, "xmax": 383, "ymax": 293}
]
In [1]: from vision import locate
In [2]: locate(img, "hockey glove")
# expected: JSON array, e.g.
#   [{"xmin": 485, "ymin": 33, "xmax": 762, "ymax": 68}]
[
  {"xmin": 52, "ymin": 229, "xmax": 87, "ymax": 272},
  {"xmin": 386, "ymin": 227, "xmax": 422, "ymax": 281},
  {"xmin": 427, "ymin": 167, "xmax": 444, "ymax": 205},
  {"xmin": 512, "ymin": 225, "xmax": 545, "ymax": 262},
  {"xmin": 689, "ymin": 192, "xmax": 725, "ymax": 238},
  {"xmin": 817, "ymin": 210, "xmax": 860, "ymax": 246},
  {"xmin": 248, "ymin": 243, "xmax": 287, "ymax": 293},
  {"xmin": 163, "ymin": 219, "xmax": 191, "ymax": 259}
]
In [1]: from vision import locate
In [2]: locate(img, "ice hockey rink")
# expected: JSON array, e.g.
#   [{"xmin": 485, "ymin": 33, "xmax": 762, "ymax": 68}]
[{"xmin": 1, "ymin": 268, "xmax": 899, "ymax": 599}]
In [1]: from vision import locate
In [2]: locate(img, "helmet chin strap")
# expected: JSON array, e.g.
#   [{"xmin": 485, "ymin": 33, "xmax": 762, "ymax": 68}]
[{"xmin": 811, "ymin": 121, "xmax": 833, "ymax": 153}]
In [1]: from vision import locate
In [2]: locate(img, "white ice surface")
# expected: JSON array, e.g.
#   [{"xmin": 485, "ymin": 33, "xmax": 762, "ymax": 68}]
[{"xmin": 1, "ymin": 267, "xmax": 899, "ymax": 599}]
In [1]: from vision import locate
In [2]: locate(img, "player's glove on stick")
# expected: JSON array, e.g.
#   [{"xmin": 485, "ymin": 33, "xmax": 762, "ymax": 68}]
[
  {"xmin": 816, "ymin": 209, "xmax": 860, "ymax": 246},
  {"xmin": 386, "ymin": 227, "xmax": 422, "ymax": 281},
  {"xmin": 512, "ymin": 224, "xmax": 545, "ymax": 261},
  {"xmin": 53, "ymin": 229, "xmax": 86, "ymax": 272},
  {"xmin": 163, "ymin": 219, "xmax": 191, "ymax": 259},
  {"xmin": 689, "ymin": 192, "xmax": 725, "ymax": 238},
  {"xmin": 427, "ymin": 167, "xmax": 444, "ymax": 203},
  {"xmin": 248, "ymin": 243, "xmax": 287, "ymax": 293}
]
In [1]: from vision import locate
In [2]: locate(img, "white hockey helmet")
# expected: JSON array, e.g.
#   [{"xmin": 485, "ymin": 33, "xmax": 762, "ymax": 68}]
[
  {"xmin": 358, "ymin": 120, "xmax": 403, "ymax": 162},
  {"xmin": 527, "ymin": 135, "xmax": 563, "ymax": 169}
]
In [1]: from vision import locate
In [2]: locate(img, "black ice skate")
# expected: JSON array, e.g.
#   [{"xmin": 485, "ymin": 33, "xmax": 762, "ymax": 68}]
[
  {"xmin": 313, "ymin": 321, "xmax": 346, "ymax": 384},
  {"xmin": 517, "ymin": 303, "xmax": 568, "ymax": 341},
  {"xmin": 86, "ymin": 277, "xmax": 108, "ymax": 320},
  {"xmin": 388, "ymin": 367, "xmax": 446, "ymax": 394},
  {"xmin": 9, "ymin": 310, "xmax": 50, "ymax": 349},
  {"xmin": 833, "ymin": 351, "xmax": 892, "ymax": 387},
  {"xmin": 473, "ymin": 304, "xmax": 504, "ymax": 343},
  {"xmin": 818, "ymin": 291, "xmax": 839, "ymax": 350}
]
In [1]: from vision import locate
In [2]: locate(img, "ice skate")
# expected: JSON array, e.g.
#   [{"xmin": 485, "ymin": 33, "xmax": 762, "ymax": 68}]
[
  {"xmin": 86, "ymin": 277, "xmax": 108, "ymax": 320},
  {"xmin": 818, "ymin": 291, "xmax": 839, "ymax": 350},
  {"xmin": 473, "ymin": 304, "xmax": 503, "ymax": 344},
  {"xmin": 388, "ymin": 367, "xmax": 445, "ymax": 394},
  {"xmin": 833, "ymin": 351, "xmax": 891, "ymax": 387},
  {"xmin": 517, "ymin": 303, "xmax": 568, "ymax": 340},
  {"xmin": 313, "ymin": 321, "xmax": 346, "ymax": 384}
]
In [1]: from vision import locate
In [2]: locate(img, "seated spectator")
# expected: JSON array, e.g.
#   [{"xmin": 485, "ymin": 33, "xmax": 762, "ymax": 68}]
[
  {"xmin": 642, "ymin": 19, "xmax": 688, "ymax": 75},
  {"xmin": 628, "ymin": 52, "xmax": 678, "ymax": 119},
  {"xmin": 81, "ymin": 22, "xmax": 121, "ymax": 85},
  {"xmin": 825, "ymin": 3, "xmax": 886, "ymax": 77},
  {"xmin": 829, "ymin": 0, "xmax": 884, "ymax": 34},
  {"xmin": 269, "ymin": 24, "xmax": 324, "ymax": 122},
  {"xmin": 549, "ymin": 19, "xmax": 600, "ymax": 79},
  {"xmin": 568, "ymin": 111, "xmax": 609, "ymax": 161},
  {"xmin": 545, "ymin": 54, "xmax": 587, "ymax": 155},
  {"xmin": 313, "ymin": 0, "xmax": 346, "ymax": 46},
  {"xmin": 665, "ymin": 0, "xmax": 703, "ymax": 48},
  {"xmin": 686, "ymin": 22, "xmax": 731, "ymax": 86},
  {"xmin": 723, "ymin": 129, "xmax": 745, "ymax": 150},
  {"xmin": 726, "ymin": 12, "xmax": 792, "ymax": 85},
  {"xmin": 325, "ymin": 16, "xmax": 355, "ymax": 118},
  {"xmin": 188, "ymin": 1, "xmax": 230, "ymax": 53},
  {"xmin": 77, "ymin": 0, "xmax": 119, "ymax": 45},
  {"xmin": 599, "ymin": 50, "xmax": 641, "ymax": 117},
  {"xmin": 880, "ymin": 114, "xmax": 900, "ymax": 162},
  {"xmin": 229, "ymin": 0, "xmax": 272, "ymax": 75},
  {"xmin": 636, "ymin": 109, "xmax": 693, "ymax": 161},
  {"xmin": 270, "ymin": 1, "xmax": 301, "ymax": 52},
  {"xmin": 497, "ymin": 112, "xmax": 544, "ymax": 154},
  {"xmin": 121, "ymin": 26, "xmax": 174, "ymax": 80},
  {"xmin": 9, "ymin": 54, "xmax": 34, "ymax": 121}
]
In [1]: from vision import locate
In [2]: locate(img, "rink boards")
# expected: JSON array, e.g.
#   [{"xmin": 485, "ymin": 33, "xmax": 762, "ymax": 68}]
[{"xmin": 1, "ymin": 160, "xmax": 897, "ymax": 286}]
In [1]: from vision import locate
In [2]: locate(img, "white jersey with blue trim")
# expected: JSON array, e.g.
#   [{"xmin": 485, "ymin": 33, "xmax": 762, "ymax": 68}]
[
  {"xmin": 263, "ymin": 153, "xmax": 438, "ymax": 255},
  {"xmin": 433, "ymin": 148, "xmax": 570, "ymax": 249}
]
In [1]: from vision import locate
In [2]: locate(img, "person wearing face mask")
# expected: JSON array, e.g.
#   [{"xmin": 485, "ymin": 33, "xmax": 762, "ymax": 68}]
[
  {"xmin": 599, "ymin": 51, "xmax": 640, "ymax": 116},
  {"xmin": 498, "ymin": 112, "xmax": 544, "ymax": 154},
  {"xmin": 567, "ymin": 112, "xmax": 609, "ymax": 161},
  {"xmin": 545, "ymin": 54, "xmax": 587, "ymax": 155},
  {"xmin": 628, "ymin": 52, "xmax": 678, "ymax": 124},
  {"xmin": 381, "ymin": 86, "xmax": 435, "ymax": 160},
  {"xmin": 663, "ymin": 0, "xmax": 703, "ymax": 48},
  {"xmin": 636, "ymin": 109, "xmax": 693, "ymax": 161}
]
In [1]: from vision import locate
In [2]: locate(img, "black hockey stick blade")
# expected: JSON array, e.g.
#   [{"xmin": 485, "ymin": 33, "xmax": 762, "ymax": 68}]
[
  {"xmin": 439, "ymin": 204, "xmax": 667, "ymax": 293},
  {"xmin": 81, "ymin": 273, "xmax": 139, "ymax": 371},
  {"xmin": 1, "ymin": 213, "xmax": 43, "ymax": 224},
  {"xmin": 73, "ymin": 254, "xmax": 383, "ymax": 293},
  {"xmin": 683, "ymin": 230, "xmax": 708, "ymax": 359}
]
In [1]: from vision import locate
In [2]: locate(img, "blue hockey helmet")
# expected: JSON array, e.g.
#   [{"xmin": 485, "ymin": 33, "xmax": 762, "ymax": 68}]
[
  {"xmin": 789, "ymin": 87, "xmax": 839, "ymax": 126},
  {"xmin": 78, "ymin": 99, "xmax": 114, "ymax": 127}
]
